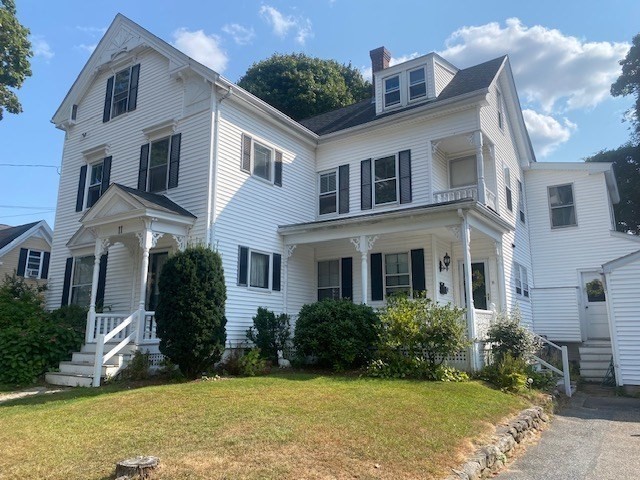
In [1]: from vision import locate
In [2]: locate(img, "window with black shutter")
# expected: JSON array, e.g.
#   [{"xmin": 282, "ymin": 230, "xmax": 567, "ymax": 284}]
[
  {"xmin": 139, "ymin": 134, "xmax": 181, "ymax": 192},
  {"xmin": 77, "ymin": 156, "xmax": 112, "ymax": 211},
  {"xmin": 103, "ymin": 64, "xmax": 140, "ymax": 122},
  {"xmin": 240, "ymin": 133, "xmax": 283, "ymax": 186}
]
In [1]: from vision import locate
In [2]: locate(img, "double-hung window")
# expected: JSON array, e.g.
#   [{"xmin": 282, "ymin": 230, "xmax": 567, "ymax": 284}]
[
  {"xmin": 148, "ymin": 137, "xmax": 170, "ymax": 192},
  {"xmin": 241, "ymin": 133, "xmax": 283, "ymax": 186},
  {"xmin": 318, "ymin": 260, "xmax": 340, "ymax": 300},
  {"xmin": 26, "ymin": 250, "xmax": 43, "ymax": 278},
  {"xmin": 71, "ymin": 256, "xmax": 94, "ymax": 308},
  {"xmin": 548, "ymin": 184, "xmax": 576, "ymax": 227},
  {"xmin": 374, "ymin": 155, "xmax": 397, "ymax": 205},
  {"xmin": 504, "ymin": 166, "xmax": 513, "ymax": 212},
  {"xmin": 86, "ymin": 163, "xmax": 103, "ymax": 208},
  {"xmin": 237, "ymin": 246, "xmax": 281, "ymax": 292},
  {"xmin": 514, "ymin": 262, "xmax": 530, "ymax": 298},
  {"xmin": 319, "ymin": 170, "xmax": 337, "ymax": 215},
  {"xmin": 497, "ymin": 90, "xmax": 504, "ymax": 130},
  {"xmin": 385, "ymin": 253, "xmax": 411, "ymax": 297},
  {"xmin": 138, "ymin": 133, "xmax": 181, "ymax": 193},
  {"xmin": 76, "ymin": 154, "xmax": 111, "ymax": 212},
  {"xmin": 408, "ymin": 67, "xmax": 426, "ymax": 101},
  {"xmin": 103, "ymin": 64, "xmax": 140, "ymax": 122},
  {"xmin": 518, "ymin": 180, "xmax": 526, "ymax": 223},
  {"xmin": 250, "ymin": 251, "xmax": 270, "ymax": 289},
  {"xmin": 384, "ymin": 75, "xmax": 401, "ymax": 108},
  {"xmin": 449, "ymin": 155, "xmax": 477, "ymax": 189}
]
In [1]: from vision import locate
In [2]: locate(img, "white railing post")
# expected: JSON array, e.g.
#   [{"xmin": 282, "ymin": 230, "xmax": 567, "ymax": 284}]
[
  {"xmin": 562, "ymin": 345, "xmax": 571, "ymax": 397},
  {"xmin": 85, "ymin": 311, "xmax": 96, "ymax": 344},
  {"xmin": 93, "ymin": 333, "xmax": 105, "ymax": 387}
]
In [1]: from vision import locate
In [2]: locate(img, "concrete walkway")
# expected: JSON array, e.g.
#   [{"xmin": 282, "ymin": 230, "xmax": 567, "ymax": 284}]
[
  {"xmin": 0, "ymin": 386, "xmax": 65, "ymax": 404},
  {"xmin": 500, "ymin": 391, "xmax": 640, "ymax": 479}
]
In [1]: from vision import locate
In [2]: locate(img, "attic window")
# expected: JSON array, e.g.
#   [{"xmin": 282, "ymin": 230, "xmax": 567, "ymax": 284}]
[
  {"xmin": 408, "ymin": 67, "xmax": 426, "ymax": 101},
  {"xmin": 103, "ymin": 64, "xmax": 140, "ymax": 122},
  {"xmin": 384, "ymin": 75, "xmax": 400, "ymax": 108}
]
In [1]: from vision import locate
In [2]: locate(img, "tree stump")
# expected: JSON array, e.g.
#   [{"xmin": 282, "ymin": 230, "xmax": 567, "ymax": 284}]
[{"xmin": 115, "ymin": 456, "xmax": 159, "ymax": 479}]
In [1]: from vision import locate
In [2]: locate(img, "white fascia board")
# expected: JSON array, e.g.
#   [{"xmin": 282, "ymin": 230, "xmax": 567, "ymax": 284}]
[
  {"xmin": 527, "ymin": 161, "xmax": 613, "ymax": 173},
  {"xmin": 602, "ymin": 247, "xmax": 640, "ymax": 273}
]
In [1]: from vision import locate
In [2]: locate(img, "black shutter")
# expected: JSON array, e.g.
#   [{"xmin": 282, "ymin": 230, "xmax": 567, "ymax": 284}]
[
  {"xmin": 17, "ymin": 248, "xmax": 27, "ymax": 276},
  {"xmin": 399, "ymin": 150, "xmax": 412, "ymax": 204},
  {"xmin": 361, "ymin": 159, "xmax": 372, "ymax": 210},
  {"xmin": 103, "ymin": 76, "xmax": 114, "ymax": 123},
  {"xmin": 371, "ymin": 252, "xmax": 383, "ymax": 301},
  {"xmin": 237, "ymin": 246, "xmax": 249, "ymax": 286},
  {"xmin": 128, "ymin": 64, "xmax": 140, "ymax": 112},
  {"xmin": 61, "ymin": 257, "xmax": 73, "ymax": 306},
  {"xmin": 274, "ymin": 150, "xmax": 283, "ymax": 187},
  {"xmin": 241, "ymin": 134, "xmax": 252, "ymax": 173},
  {"xmin": 96, "ymin": 254, "xmax": 108, "ymax": 308},
  {"xmin": 410, "ymin": 248, "xmax": 426, "ymax": 293},
  {"xmin": 41, "ymin": 252, "xmax": 50, "ymax": 279},
  {"xmin": 138, "ymin": 143, "xmax": 150, "ymax": 191},
  {"xmin": 339, "ymin": 164, "xmax": 350, "ymax": 214},
  {"xmin": 168, "ymin": 133, "xmax": 181, "ymax": 189},
  {"xmin": 76, "ymin": 165, "xmax": 87, "ymax": 212},
  {"xmin": 71, "ymin": 104, "xmax": 78, "ymax": 121},
  {"xmin": 272, "ymin": 253, "xmax": 282, "ymax": 291},
  {"xmin": 341, "ymin": 257, "xmax": 353, "ymax": 300},
  {"xmin": 101, "ymin": 156, "xmax": 112, "ymax": 194}
]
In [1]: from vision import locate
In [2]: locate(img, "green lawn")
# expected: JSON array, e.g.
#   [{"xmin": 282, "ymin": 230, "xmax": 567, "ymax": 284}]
[{"xmin": 0, "ymin": 374, "xmax": 528, "ymax": 479}]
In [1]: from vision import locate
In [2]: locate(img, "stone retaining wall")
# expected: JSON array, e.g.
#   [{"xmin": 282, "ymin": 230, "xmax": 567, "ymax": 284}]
[{"xmin": 445, "ymin": 406, "xmax": 550, "ymax": 480}]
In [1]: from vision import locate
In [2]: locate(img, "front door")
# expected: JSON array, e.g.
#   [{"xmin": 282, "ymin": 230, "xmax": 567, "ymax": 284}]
[
  {"xmin": 582, "ymin": 271, "xmax": 610, "ymax": 340},
  {"xmin": 461, "ymin": 261, "xmax": 489, "ymax": 310},
  {"xmin": 146, "ymin": 251, "xmax": 168, "ymax": 311}
]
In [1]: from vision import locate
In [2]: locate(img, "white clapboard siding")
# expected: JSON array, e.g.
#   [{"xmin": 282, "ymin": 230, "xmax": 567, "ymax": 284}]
[
  {"xmin": 605, "ymin": 254, "xmax": 640, "ymax": 386},
  {"xmin": 530, "ymin": 287, "xmax": 582, "ymax": 341},
  {"xmin": 433, "ymin": 59, "xmax": 456, "ymax": 97}
]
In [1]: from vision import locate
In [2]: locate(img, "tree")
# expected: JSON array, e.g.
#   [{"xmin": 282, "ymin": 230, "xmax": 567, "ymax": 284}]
[
  {"xmin": 611, "ymin": 34, "xmax": 640, "ymax": 142},
  {"xmin": 238, "ymin": 53, "xmax": 371, "ymax": 121},
  {"xmin": 586, "ymin": 143, "xmax": 640, "ymax": 234},
  {"xmin": 155, "ymin": 247, "xmax": 227, "ymax": 378},
  {"xmin": 0, "ymin": 0, "xmax": 32, "ymax": 120}
]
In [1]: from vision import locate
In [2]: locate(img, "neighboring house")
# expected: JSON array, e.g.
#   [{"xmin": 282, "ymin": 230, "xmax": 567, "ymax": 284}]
[
  {"xmin": 0, "ymin": 220, "xmax": 53, "ymax": 285},
  {"xmin": 525, "ymin": 163, "xmax": 640, "ymax": 384},
  {"xmin": 43, "ymin": 14, "xmax": 634, "ymax": 389}
]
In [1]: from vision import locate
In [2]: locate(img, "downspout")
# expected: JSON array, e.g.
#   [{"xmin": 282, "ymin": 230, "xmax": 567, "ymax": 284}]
[{"xmin": 207, "ymin": 82, "xmax": 232, "ymax": 249}]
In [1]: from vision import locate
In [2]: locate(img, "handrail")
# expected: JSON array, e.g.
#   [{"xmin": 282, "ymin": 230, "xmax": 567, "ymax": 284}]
[
  {"xmin": 92, "ymin": 312, "xmax": 137, "ymax": 387},
  {"xmin": 531, "ymin": 332, "xmax": 572, "ymax": 397}
]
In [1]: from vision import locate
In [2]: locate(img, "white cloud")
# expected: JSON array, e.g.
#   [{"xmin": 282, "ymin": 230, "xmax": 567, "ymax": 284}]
[
  {"xmin": 172, "ymin": 28, "xmax": 228, "ymax": 72},
  {"xmin": 77, "ymin": 43, "xmax": 97, "ymax": 53},
  {"xmin": 361, "ymin": 52, "xmax": 422, "ymax": 82},
  {"xmin": 222, "ymin": 23, "xmax": 255, "ymax": 46},
  {"xmin": 30, "ymin": 35, "xmax": 54, "ymax": 60},
  {"xmin": 438, "ymin": 18, "xmax": 629, "ymax": 114},
  {"xmin": 522, "ymin": 109, "xmax": 577, "ymax": 157},
  {"xmin": 259, "ymin": 5, "xmax": 313, "ymax": 45},
  {"xmin": 76, "ymin": 26, "xmax": 107, "ymax": 36}
]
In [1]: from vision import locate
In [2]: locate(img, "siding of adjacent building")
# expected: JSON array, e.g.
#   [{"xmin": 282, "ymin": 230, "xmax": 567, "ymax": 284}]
[{"xmin": 0, "ymin": 236, "xmax": 51, "ymax": 285}]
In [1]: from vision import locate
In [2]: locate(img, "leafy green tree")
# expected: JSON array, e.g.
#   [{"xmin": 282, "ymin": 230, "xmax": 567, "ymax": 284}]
[
  {"xmin": 238, "ymin": 53, "xmax": 371, "ymax": 121},
  {"xmin": 155, "ymin": 247, "xmax": 227, "ymax": 378},
  {"xmin": 611, "ymin": 33, "xmax": 640, "ymax": 142},
  {"xmin": 586, "ymin": 144, "xmax": 640, "ymax": 234},
  {"xmin": 0, "ymin": 0, "xmax": 32, "ymax": 120}
]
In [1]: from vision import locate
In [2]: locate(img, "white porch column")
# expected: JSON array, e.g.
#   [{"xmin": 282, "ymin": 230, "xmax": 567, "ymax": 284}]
[
  {"xmin": 135, "ymin": 229, "xmax": 162, "ymax": 344},
  {"xmin": 283, "ymin": 244, "xmax": 297, "ymax": 315},
  {"xmin": 86, "ymin": 238, "xmax": 109, "ymax": 343},
  {"xmin": 495, "ymin": 240, "xmax": 507, "ymax": 312},
  {"xmin": 460, "ymin": 215, "xmax": 479, "ymax": 371},
  {"xmin": 350, "ymin": 235, "xmax": 378, "ymax": 305},
  {"xmin": 473, "ymin": 131, "xmax": 486, "ymax": 205}
]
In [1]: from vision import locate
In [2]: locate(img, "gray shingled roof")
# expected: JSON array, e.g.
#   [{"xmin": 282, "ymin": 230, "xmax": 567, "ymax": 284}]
[
  {"xmin": 113, "ymin": 184, "xmax": 197, "ymax": 218},
  {"xmin": 0, "ymin": 221, "xmax": 40, "ymax": 250},
  {"xmin": 299, "ymin": 56, "xmax": 506, "ymax": 136}
]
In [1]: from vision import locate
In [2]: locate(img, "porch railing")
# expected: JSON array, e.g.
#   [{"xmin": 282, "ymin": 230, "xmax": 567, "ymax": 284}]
[
  {"xmin": 531, "ymin": 333, "xmax": 572, "ymax": 397},
  {"xmin": 433, "ymin": 185, "xmax": 497, "ymax": 210}
]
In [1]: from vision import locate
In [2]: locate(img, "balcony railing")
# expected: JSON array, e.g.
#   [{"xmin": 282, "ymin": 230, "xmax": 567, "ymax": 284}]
[{"xmin": 433, "ymin": 185, "xmax": 497, "ymax": 211}]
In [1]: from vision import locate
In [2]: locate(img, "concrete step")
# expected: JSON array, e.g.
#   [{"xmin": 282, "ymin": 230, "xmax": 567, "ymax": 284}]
[
  {"xmin": 579, "ymin": 353, "xmax": 613, "ymax": 362},
  {"xmin": 580, "ymin": 360, "xmax": 611, "ymax": 370},
  {"xmin": 71, "ymin": 351, "xmax": 123, "ymax": 366},
  {"xmin": 58, "ymin": 361, "xmax": 121, "ymax": 377},
  {"xmin": 81, "ymin": 342, "xmax": 136, "ymax": 354},
  {"xmin": 579, "ymin": 345, "xmax": 612, "ymax": 353},
  {"xmin": 580, "ymin": 368, "xmax": 610, "ymax": 380},
  {"xmin": 45, "ymin": 372, "xmax": 93, "ymax": 387}
]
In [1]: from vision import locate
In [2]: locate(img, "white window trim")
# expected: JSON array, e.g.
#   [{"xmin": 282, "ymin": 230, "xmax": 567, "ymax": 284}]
[
  {"xmin": 246, "ymin": 136, "xmax": 277, "ymax": 185},
  {"xmin": 373, "ymin": 154, "xmax": 399, "ymax": 207},
  {"xmin": 407, "ymin": 66, "xmax": 427, "ymax": 103},
  {"xmin": 448, "ymin": 154, "xmax": 478, "ymax": 189},
  {"xmin": 514, "ymin": 262, "xmax": 530, "ymax": 300},
  {"xmin": 317, "ymin": 259, "xmax": 341, "ymax": 300},
  {"xmin": 496, "ymin": 89, "xmax": 504, "ymax": 131},
  {"xmin": 383, "ymin": 73, "xmax": 403, "ymax": 110},
  {"xmin": 70, "ymin": 255, "xmax": 94, "ymax": 307},
  {"xmin": 317, "ymin": 168, "xmax": 338, "ymax": 216},
  {"xmin": 85, "ymin": 162, "xmax": 103, "ymax": 209},
  {"xmin": 25, "ymin": 249, "xmax": 43, "ymax": 279},
  {"xmin": 248, "ymin": 248, "xmax": 273, "ymax": 292},
  {"xmin": 384, "ymin": 252, "xmax": 412, "ymax": 298},
  {"xmin": 518, "ymin": 180, "xmax": 526, "ymax": 224},
  {"xmin": 548, "ymin": 183, "xmax": 578, "ymax": 229},
  {"xmin": 109, "ymin": 65, "xmax": 134, "ymax": 121},
  {"xmin": 147, "ymin": 136, "xmax": 171, "ymax": 193},
  {"xmin": 504, "ymin": 165, "xmax": 513, "ymax": 212}
]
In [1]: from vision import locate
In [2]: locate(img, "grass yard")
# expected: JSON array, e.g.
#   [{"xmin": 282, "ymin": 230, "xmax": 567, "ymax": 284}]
[{"xmin": 0, "ymin": 373, "xmax": 528, "ymax": 479}]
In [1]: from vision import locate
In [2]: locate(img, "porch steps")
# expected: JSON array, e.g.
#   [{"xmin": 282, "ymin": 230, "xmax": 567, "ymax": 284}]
[
  {"xmin": 579, "ymin": 342, "xmax": 612, "ymax": 382},
  {"xmin": 45, "ymin": 343, "xmax": 130, "ymax": 387}
]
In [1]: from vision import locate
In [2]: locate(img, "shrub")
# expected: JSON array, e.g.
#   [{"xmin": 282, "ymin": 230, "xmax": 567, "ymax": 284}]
[
  {"xmin": 371, "ymin": 295, "xmax": 469, "ymax": 377},
  {"xmin": 155, "ymin": 246, "xmax": 227, "ymax": 379},
  {"xmin": 486, "ymin": 309, "xmax": 541, "ymax": 363},
  {"xmin": 293, "ymin": 299, "xmax": 379, "ymax": 371},
  {"xmin": 0, "ymin": 274, "xmax": 46, "ymax": 329},
  {"xmin": 238, "ymin": 348, "xmax": 269, "ymax": 376},
  {"xmin": 119, "ymin": 350, "xmax": 151, "ymax": 381},
  {"xmin": 48, "ymin": 304, "xmax": 87, "ymax": 337},
  {"xmin": 246, "ymin": 307, "xmax": 290, "ymax": 363},
  {"xmin": 367, "ymin": 356, "xmax": 469, "ymax": 382},
  {"xmin": 480, "ymin": 352, "xmax": 529, "ymax": 393}
]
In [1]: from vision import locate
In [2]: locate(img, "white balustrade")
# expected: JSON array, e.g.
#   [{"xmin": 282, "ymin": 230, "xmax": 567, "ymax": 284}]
[
  {"xmin": 433, "ymin": 186, "xmax": 478, "ymax": 204},
  {"xmin": 485, "ymin": 188, "xmax": 497, "ymax": 211}
]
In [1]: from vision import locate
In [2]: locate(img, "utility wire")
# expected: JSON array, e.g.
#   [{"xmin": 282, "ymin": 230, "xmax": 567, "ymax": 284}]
[
  {"xmin": 0, "ymin": 163, "xmax": 61, "ymax": 174},
  {"xmin": 0, "ymin": 211, "xmax": 55, "ymax": 219},
  {"xmin": 0, "ymin": 205, "xmax": 56, "ymax": 210}
]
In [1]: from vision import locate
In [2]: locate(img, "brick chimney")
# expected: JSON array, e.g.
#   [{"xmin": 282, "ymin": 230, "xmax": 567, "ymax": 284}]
[{"xmin": 370, "ymin": 46, "xmax": 391, "ymax": 75}]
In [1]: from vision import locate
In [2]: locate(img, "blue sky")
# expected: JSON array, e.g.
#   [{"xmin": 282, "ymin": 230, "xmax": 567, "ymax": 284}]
[{"xmin": 2, "ymin": 0, "xmax": 639, "ymax": 227}]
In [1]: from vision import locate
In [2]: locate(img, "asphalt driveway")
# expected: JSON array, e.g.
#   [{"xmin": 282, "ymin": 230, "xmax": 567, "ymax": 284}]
[{"xmin": 500, "ymin": 391, "xmax": 640, "ymax": 479}]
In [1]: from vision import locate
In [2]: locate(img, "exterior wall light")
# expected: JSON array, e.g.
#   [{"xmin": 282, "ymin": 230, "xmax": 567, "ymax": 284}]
[{"xmin": 439, "ymin": 252, "xmax": 451, "ymax": 272}]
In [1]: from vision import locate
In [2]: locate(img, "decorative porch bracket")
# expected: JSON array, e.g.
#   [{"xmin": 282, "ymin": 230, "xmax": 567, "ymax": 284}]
[{"xmin": 350, "ymin": 235, "xmax": 379, "ymax": 305}]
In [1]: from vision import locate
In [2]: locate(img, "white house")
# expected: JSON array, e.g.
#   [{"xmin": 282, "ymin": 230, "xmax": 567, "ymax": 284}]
[
  {"xmin": 0, "ymin": 220, "xmax": 53, "ymax": 284},
  {"xmin": 44, "ymin": 14, "xmax": 636, "ymax": 390}
]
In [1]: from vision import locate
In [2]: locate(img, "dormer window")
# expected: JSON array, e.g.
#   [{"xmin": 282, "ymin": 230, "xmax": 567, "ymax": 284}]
[
  {"xmin": 384, "ymin": 75, "xmax": 401, "ymax": 108},
  {"xmin": 408, "ymin": 67, "xmax": 427, "ymax": 101}
]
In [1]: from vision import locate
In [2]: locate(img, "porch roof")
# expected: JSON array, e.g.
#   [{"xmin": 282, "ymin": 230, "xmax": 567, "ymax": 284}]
[{"xmin": 278, "ymin": 199, "xmax": 512, "ymax": 243}]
